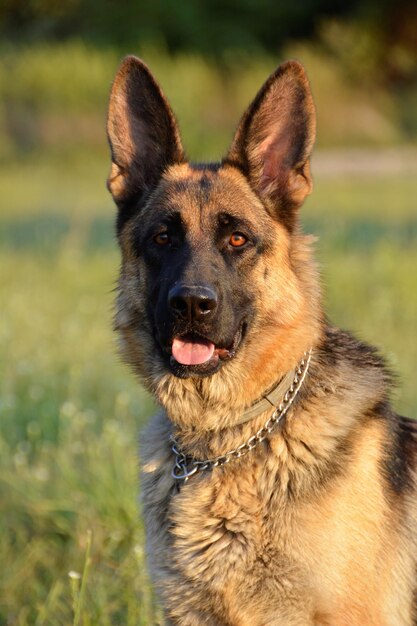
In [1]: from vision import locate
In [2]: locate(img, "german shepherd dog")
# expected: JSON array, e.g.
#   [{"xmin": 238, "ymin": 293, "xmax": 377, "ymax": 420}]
[{"xmin": 107, "ymin": 57, "xmax": 417, "ymax": 625}]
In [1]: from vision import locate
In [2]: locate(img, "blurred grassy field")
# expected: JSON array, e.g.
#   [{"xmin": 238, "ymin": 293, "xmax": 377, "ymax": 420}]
[
  {"xmin": 0, "ymin": 39, "xmax": 414, "ymax": 164},
  {"xmin": 1, "ymin": 45, "xmax": 417, "ymax": 626},
  {"xmin": 1, "ymin": 157, "xmax": 416, "ymax": 626}
]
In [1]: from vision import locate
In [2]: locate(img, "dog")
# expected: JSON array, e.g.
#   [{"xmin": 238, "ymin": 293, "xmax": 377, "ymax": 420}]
[{"xmin": 106, "ymin": 56, "xmax": 417, "ymax": 625}]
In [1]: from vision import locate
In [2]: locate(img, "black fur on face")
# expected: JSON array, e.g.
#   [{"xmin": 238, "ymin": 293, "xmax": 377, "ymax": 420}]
[{"xmin": 130, "ymin": 170, "xmax": 268, "ymax": 378}]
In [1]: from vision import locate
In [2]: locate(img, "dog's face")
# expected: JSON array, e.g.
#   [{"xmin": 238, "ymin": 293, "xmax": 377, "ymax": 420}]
[
  {"xmin": 107, "ymin": 57, "xmax": 318, "ymax": 399},
  {"xmin": 133, "ymin": 165, "xmax": 263, "ymax": 379}
]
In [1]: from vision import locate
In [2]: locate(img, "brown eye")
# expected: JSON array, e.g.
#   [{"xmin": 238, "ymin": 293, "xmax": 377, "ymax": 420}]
[
  {"xmin": 229, "ymin": 232, "xmax": 247, "ymax": 248},
  {"xmin": 154, "ymin": 232, "xmax": 170, "ymax": 245}
]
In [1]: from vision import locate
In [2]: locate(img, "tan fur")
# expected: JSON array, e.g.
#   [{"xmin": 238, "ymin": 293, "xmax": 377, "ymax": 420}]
[
  {"xmin": 107, "ymin": 57, "xmax": 417, "ymax": 625},
  {"xmin": 141, "ymin": 361, "xmax": 416, "ymax": 625}
]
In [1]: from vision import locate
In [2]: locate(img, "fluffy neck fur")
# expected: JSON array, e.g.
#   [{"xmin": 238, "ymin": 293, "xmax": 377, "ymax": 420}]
[
  {"xmin": 158, "ymin": 326, "xmax": 391, "ymax": 465},
  {"xmin": 150, "ymin": 232, "xmax": 323, "ymax": 434}
]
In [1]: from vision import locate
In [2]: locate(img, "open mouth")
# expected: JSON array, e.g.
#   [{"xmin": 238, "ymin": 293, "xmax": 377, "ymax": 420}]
[
  {"xmin": 166, "ymin": 324, "xmax": 245, "ymax": 378},
  {"xmin": 171, "ymin": 336, "xmax": 217, "ymax": 366}
]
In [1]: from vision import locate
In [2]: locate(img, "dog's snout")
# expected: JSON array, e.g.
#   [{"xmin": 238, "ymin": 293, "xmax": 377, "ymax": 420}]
[{"xmin": 168, "ymin": 285, "xmax": 218, "ymax": 322}]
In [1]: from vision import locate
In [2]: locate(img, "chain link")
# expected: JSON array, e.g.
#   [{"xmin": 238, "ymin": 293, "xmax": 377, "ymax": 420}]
[{"xmin": 171, "ymin": 348, "xmax": 312, "ymax": 482}]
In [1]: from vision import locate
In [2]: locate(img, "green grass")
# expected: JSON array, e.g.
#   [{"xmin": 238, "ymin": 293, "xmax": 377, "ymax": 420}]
[
  {"xmin": 0, "ymin": 245, "xmax": 159, "ymax": 624},
  {"xmin": 1, "ymin": 153, "xmax": 416, "ymax": 624},
  {"xmin": 1, "ymin": 38, "xmax": 415, "ymax": 164},
  {"xmin": 0, "ymin": 36, "xmax": 416, "ymax": 626}
]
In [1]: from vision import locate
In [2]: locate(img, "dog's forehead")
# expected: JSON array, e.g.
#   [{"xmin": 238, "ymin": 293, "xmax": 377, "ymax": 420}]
[{"xmin": 150, "ymin": 162, "xmax": 266, "ymax": 226}]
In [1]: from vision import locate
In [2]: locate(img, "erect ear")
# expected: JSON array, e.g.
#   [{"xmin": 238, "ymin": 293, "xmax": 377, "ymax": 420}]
[
  {"xmin": 107, "ymin": 56, "xmax": 184, "ymax": 209},
  {"xmin": 227, "ymin": 61, "xmax": 316, "ymax": 230}
]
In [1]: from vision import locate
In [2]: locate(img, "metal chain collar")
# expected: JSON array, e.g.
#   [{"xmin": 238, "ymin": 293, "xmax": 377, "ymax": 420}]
[{"xmin": 170, "ymin": 348, "xmax": 313, "ymax": 482}]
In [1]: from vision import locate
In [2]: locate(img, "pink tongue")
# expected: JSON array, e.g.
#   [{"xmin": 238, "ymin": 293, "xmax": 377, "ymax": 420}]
[{"xmin": 172, "ymin": 338, "xmax": 215, "ymax": 365}]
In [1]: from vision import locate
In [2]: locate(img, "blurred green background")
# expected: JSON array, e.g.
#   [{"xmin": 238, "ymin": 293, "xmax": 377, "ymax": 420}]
[{"xmin": 1, "ymin": 2, "xmax": 416, "ymax": 624}]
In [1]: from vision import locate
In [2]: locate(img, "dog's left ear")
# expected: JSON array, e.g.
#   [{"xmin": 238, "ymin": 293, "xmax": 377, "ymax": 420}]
[{"xmin": 227, "ymin": 61, "xmax": 316, "ymax": 229}]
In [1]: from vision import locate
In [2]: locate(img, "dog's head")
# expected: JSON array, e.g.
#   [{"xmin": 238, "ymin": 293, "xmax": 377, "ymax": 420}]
[{"xmin": 107, "ymin": 57, "xmax": 320, "ymax": 421}]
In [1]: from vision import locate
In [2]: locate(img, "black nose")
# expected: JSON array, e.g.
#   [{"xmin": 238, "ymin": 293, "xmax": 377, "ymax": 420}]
[{"xmin": 168, "ymin": 285, "xmax": 218, "ymax": 322}]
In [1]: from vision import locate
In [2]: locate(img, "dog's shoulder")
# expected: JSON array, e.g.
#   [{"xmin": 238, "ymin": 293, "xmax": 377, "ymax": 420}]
[
  {"xmin": 309, "ymin": 326, "xmax": 416, "ymax": 497},
  {"xmin": 319, "ymin": 325, "xmax": 393, "ymax": 380},
  {"xmin": 140, "ymin": 411, "xmax": 176, "ymax": 508},
  {"xmin": 388, "ymin": 413, "xmax": 417, "ymax": 492},
  {"xmin": 141, "ymin": 410, "xmax": 172, "ymax": 459},
  {"xmin": 399, "ymin": 414, "xmax": 417, "ymax": 446}
]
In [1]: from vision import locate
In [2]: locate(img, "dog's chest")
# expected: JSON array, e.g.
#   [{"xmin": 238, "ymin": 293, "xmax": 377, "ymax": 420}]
[
  {"xmin": 141, "ymin": 418, "xmax": 331, "ymax": 621},
  {"xmin": 161, "ymin": 460, "xmax": 311, "ymax": 602},
  {"xmin": 170, "ymin": 472, "xmax": 263, "ymax": 582}
]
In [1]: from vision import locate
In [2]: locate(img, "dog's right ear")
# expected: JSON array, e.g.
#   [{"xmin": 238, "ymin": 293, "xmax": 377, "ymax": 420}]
[{"xmin": 107, "ymin": 56, "xmax": 184, "ymax": 210}]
